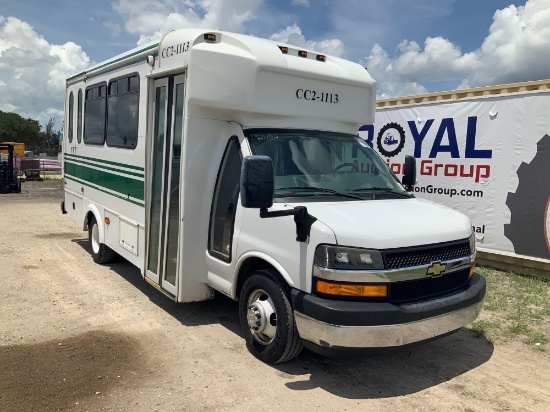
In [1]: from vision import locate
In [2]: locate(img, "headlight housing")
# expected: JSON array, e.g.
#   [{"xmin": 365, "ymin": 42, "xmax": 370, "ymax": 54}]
[
  {"xmin": 469, "ymin": 231, "xmax": 476, "ymax": 255},
  {"xmin": 314, "ymin": 245, "xmax": 384, "ymax": 270}
]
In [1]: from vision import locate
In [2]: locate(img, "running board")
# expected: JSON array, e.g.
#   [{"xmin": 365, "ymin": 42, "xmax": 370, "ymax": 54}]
[{"xmin": 144, "ymin": 276, "xmax": 177, "ymax": 301}]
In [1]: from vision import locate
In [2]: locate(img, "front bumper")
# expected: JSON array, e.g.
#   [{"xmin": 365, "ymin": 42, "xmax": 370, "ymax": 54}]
[{"xmin": 291, "ymin": 272, "xmax": 486, "ymax": 350}]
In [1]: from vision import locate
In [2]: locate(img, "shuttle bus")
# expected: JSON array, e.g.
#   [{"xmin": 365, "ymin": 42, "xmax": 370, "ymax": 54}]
[{"xmin": 62, "ymin": 29, "xmax": 485, "ymax": 363}]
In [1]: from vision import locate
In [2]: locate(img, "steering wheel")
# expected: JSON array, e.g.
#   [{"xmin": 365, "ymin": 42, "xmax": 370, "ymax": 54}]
[{"xmin": 332, "ymin": 163, "xmax": 354, "ymax": 172}]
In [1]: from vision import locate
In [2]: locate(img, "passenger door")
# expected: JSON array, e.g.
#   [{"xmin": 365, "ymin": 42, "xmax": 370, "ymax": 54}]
[{"xmin": 145, "ymin": 74, "xmax": 186, "ymax": 297}]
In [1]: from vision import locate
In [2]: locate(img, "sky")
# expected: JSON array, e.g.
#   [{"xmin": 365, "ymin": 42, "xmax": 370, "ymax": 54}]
[{"xmin": 1, "ymin": 0, "xmax": 550, "ymax": 126}]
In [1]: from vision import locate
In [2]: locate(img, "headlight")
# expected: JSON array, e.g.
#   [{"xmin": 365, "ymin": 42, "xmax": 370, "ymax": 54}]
[
  {"xmin": 314, "ymin": 245, "xmax": 384, "ymax": 270},
  {"xmin": 469, "ymin": 231, "xmax": 476, "ymax": 254}
]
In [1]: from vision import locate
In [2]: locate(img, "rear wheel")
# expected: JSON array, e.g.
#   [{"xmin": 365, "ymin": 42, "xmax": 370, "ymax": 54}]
[
  {"xmin": 239, "ymin": 270, "xmax": 302, "ymax": 364},
  {"xmin": 88, "ymin": 216, "xmax": 116, "ymax": 264}
]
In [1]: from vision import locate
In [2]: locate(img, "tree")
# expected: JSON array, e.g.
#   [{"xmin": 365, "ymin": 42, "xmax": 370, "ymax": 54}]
[
  {"xmin": 40, "ymin": 117, "xmax": 62, "ymax": 153},
  {"xmin": 0, "ymin": 110, "xmax": 42, "ymax": 146}
]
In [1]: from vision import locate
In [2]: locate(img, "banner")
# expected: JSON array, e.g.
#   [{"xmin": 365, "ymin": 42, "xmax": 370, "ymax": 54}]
[{"xmin": 361, "ymin": 91, "xmax": 550, "ymax": 260}]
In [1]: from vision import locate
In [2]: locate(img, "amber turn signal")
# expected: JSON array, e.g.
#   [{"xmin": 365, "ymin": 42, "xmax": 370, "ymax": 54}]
[
  {"xmin": 317, "ymin": 280, "xmax": 387, "ymax": 297},
  {"xmin": 469, "ymin": 264, "xmax": 475, "ymax": 278},
  {"xmin": 104, "ymin": 217, "xmax": 110, "ymax": 225},
  {"xmin": 204, "ymin": 33, "xmax": 217, "ymax": 41}
]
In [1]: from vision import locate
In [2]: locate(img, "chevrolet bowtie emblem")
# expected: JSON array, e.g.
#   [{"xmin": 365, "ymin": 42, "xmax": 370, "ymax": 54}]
[{"xmin": 426, "ymin": 261, "xmax": 447, "ymax": 277}]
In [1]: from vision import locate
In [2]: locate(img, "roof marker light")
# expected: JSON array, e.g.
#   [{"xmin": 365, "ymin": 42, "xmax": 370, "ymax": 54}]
[
  {"xmin": 298, "ymin": 50, "xmax": 307, "ymax": 58},
  {"xmin": 316, "ymin": 54, "xmax": 326, "ymax": 62},
  {"xmin": 204, "ymin": 33, "xmax": 217, "ymax": 41},
  {"xmin": 279, "ymin": 46, "xmax": 289, "ymax": 54}
]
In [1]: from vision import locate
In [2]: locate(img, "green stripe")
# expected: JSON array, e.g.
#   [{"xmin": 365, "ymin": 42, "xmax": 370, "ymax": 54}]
[
  {"xmin": 65, "ymin": 153, "xmax": 144, "ymax": 172},
  {"xmin": 65, "ymin": 175, "xmax": 144, "ymax": 207},
  {"xmin": 64, "ymin": 161, "xmax": 144, "ymax": 201},
  {"xmin": 65, "ymin": 157, "xmax": 144, "ymax": 178}
]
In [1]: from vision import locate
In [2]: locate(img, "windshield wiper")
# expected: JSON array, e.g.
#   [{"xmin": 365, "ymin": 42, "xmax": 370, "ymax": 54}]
[
  {"xmin": 351, "ymin": 187, "xmax": 412, "ymax": 198},
  {"xmin": 275, "ymin": 186, "xmax": 364, "ymax": 200}
]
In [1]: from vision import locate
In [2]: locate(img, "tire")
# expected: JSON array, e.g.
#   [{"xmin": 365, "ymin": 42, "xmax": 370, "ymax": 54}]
[
  {"xmin": 88, "ymin": 216, "xmax": 116, "ymax": 264},
  {"xmin": 239, "ymin": 270, "xmax": 303, "ymax": 364}
]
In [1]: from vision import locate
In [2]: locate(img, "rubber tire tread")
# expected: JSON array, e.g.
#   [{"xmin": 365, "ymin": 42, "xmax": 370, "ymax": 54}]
[
  {"xmin": 88, "ymin": 216, "xmax": 116, "ymax": 264},
  {"xmin": 239, "ymin": 269, "xmax": 303, "ymax": 364}
]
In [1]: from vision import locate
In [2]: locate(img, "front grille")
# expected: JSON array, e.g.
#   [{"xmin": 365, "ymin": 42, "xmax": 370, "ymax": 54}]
[
  {"xmin": 389, "ymin": 268, "xmax": 470, "ymax": 303},
  {"xmin": 384, "ymin": 240, "xmax": 470, "ymax": 269}
]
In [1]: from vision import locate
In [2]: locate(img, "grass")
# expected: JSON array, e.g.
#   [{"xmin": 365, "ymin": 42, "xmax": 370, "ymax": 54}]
[{"xmin": 470, "ymin": 267, "xmax": 550, "ymax": 352}]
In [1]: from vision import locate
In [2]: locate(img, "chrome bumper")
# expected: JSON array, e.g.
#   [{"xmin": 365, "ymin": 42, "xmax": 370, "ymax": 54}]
[{"xmin": 294, "ymin": 300, "xmax": 484, "ymax": 348}]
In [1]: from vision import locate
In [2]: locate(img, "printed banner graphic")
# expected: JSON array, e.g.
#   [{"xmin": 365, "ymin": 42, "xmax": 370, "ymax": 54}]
[{"xmin": 361, "ymin": 92, "xmax": 550, "ymax": 260}]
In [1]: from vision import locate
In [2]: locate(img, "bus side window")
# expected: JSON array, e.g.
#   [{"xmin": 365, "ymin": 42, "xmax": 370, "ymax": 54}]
[
  {"xmin": 84, "ymin": 83, "xmax": 107, "ymax": 145},
  {"xmin": 107, "ymin": 74, "xmax": 139, "ymax": 149},
  {"xmin": 68, "ymin": 92, "xmax": 74, "ymax": 143},
  {"xmin": 208, "ymin": 137, "xmax": 242, "ymax": 261},
  {"xmin": 77, "ymin": 89, "xmax": 82, "ymax": 143}
]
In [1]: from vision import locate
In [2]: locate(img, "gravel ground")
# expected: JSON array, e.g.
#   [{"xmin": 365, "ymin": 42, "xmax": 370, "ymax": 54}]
[{"xmin": 1, "ymin": 180, "xmax": 549, "ymax": 411}]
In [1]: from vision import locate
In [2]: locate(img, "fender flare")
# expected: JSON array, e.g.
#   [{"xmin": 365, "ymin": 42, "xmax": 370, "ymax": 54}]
[
  {"xmin": 232, "ymin": 251, "xmax": 295, "ymax": 299},
  {"xmin": 83, "ymin": 204, "xmax": 104, "ymax": 244}
]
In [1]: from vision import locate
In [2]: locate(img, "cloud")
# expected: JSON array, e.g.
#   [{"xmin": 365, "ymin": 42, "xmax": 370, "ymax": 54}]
[
  {"xmin": 461, "ymin": 0, "xmax": 550, "ymax": 88},
  {"xmin": 0, "ymin": 17, "xmax": 90, "ymax": 124},
  {"xmin": 113, "ymin": 0, "xmax": 262, "ymax": 46},
  {"xmin": 103, "ymin": 21, "xmax": 122, "ymax": 38},
  {"xmin": 361, "ymin": 0, "xmax": 550, "ymax": 97},
  {"xmin": 269, "ymin": 23, "xmax": 347, "ymax": 58},
  {"xmin": 361, "ymin": 44, "xmax": 428, "ymax": 98},
  {"xmin": 291, "ymin": 0, "xmax": 310, "ymax": 6}
]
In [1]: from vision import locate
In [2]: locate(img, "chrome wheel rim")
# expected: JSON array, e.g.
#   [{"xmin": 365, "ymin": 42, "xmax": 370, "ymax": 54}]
[{"xmin": 246, "ymin": 288, "xmax": 277, "ymax": 345}]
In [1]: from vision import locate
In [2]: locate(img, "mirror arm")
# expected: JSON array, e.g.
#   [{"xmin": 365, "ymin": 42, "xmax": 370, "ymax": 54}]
[{"xmin": 260, "ymin": 206, "xmax": 317, "ymax": 243}]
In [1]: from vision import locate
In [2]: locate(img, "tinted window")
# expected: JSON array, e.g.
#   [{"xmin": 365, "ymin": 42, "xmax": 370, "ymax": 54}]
[
  {"xmin": 208, "ymin": 138, "xmax": 242, "ymax": 261},
  {"xmin": 84, "ymin": 83, "xmax": 106, "ymax": 145},
  {"xmin": 77, "ymin": 89, "xmax": 82, "ymax": 143},
  {"xmin": 68, "ymin": 92, "xmax": 74, "ymax": 143},
  {"xmin": 107, "ymin": 74, "xmax": 139, "ymax": 149}
]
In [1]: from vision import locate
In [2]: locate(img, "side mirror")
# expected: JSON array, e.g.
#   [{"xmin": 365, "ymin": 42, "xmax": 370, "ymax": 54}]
[
  {"xmin": 402, "ymin": 155, "xmax": 416, "ymax": 190},
  {"xmin": 240, "ymin": 155, "xmax": 274, "ymax": 209}
]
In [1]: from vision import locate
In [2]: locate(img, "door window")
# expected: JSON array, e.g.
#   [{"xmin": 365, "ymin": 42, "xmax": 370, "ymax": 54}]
[{"xmin": 208, "ymin": 137, "xmax": 242, "ymax": 261}]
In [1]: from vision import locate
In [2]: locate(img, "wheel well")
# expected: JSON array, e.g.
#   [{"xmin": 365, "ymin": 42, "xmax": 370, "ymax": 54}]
[
  {"xmin": 85, "ymin": 211, "xmax": 96, "ymax": 231},
  {"xmin": 236, "ymin": 257, "xmax": 290, "ymax": 299}
]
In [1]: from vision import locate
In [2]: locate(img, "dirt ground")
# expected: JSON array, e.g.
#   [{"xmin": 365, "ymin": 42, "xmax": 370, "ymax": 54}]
[{"xmin": 1, "ymin": 181, "xmax": 549, "ymax": 411}]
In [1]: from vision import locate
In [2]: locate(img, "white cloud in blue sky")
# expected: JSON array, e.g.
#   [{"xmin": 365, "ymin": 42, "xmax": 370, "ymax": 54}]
[{"xmin": 1, "ymin": 0, "xmax": 550, "ymax": 124}]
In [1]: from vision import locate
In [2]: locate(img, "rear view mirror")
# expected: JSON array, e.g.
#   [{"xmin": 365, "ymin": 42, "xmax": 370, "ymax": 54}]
[
  {"xmin": 240, "ymin": 156, "xmax": 274, "ymax": 209},
  {"xmin": 402, "ymin": 155, "xmax": 416, "ymax": 190}
]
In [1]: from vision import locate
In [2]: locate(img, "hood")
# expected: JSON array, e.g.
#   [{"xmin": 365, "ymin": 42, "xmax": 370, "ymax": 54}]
[{"xmin": 300, "ymin": 197, "xmax": 471, "ymax": 249}]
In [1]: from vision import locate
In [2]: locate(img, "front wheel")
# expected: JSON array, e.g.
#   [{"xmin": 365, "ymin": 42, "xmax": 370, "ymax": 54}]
[
  {"xmin": 88, "ymin": 216, "xmax": 116, "ymax": 264},
  {"xmin": 239, "ymin": 270, "xmax": 302, "ymax": 364}
]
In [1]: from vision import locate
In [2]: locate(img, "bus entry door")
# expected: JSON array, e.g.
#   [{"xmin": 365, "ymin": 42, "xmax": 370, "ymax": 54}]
[{"xmin": 145, "ymin": 74, "xmax": 185, "ymax": 297}]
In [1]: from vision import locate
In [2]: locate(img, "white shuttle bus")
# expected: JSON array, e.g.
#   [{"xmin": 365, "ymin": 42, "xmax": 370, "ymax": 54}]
[{"xmin": 62, "ymin": 29, "xmax": 485, "ymax": 363}]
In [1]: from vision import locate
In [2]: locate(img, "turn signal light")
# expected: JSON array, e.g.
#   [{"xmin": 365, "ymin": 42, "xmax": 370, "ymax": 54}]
[
  {"xmin": 104, "ymin": 217, "xmax": 110, "ymax": 225},
  {"xmin": 204, "ymin": 33, "xmax": 217, "ymax": 41},
  {"xmin": 469, "ymin": 264, "xmax": 475, "ymax": 278},
  {"xmin": 317, "ymin": 280, "xmax": 387, "ymax": 297}
]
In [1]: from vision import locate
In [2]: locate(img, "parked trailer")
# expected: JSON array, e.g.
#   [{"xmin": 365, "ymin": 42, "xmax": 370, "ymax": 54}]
[
  {"xmin": 368, "ymin": 80, "xmax": 550, "ymax": 274},
  {"xmin": 62, "ymin": 29, "xmax": 485, "ymax": 363}
]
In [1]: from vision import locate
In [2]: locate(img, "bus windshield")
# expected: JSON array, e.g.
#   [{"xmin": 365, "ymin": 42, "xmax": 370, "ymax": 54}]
[{"xmin": 246, "ymin": 129, "xmax": 410, "ymax": 200}]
